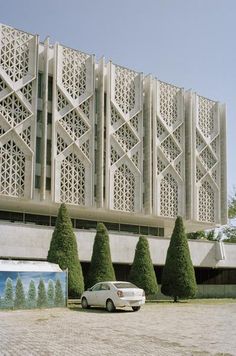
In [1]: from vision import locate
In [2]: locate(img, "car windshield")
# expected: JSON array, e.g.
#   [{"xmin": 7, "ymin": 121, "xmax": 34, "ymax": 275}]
[{"xmin": 113, "ymin": 282, "xmax": 138, "ymax": 289}]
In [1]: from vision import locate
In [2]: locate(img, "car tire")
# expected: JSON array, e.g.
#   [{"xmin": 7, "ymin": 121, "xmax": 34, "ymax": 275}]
[
  {"xmin": 81, "ymin": 297, "xmax": 90, "ymax": 309},
  {"xmin": 132, "ymin": 306, "xmax": 141, "ymax": 312},
  {"xmin": 106, "ymin": 299, "xmax": 115, "ymax": 312}
]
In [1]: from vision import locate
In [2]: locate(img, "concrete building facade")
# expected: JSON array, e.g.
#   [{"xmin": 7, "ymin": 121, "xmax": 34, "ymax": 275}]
[{"xmin": 0, "ymin": 24, "xmax": 234, "ymax": 295}]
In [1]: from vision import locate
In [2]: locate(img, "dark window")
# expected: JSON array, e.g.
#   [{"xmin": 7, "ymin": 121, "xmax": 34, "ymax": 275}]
[
  {"xmin": 47, "ymin": 112, "xmax": 52, "ymax": 124},
  {"xmin": 104, "ymin": 222, "xmax": 120, "ymax": 232},
  {"xmin": 50, "ymin": 216, "xmax": 57, "ymax": 226},
  {"xmin": 149, "ymin": 227, "xmax": 159, "ymax": 236},
  {"xmin": 36, "ymin": 137, "xmax": 41, "ymax": 163},
  {"xmin": 48, "ymin": 76, "xmax": 53, "ymax": 101},
  {"xmin": 38, "ymin": 72, "xmax": 43, "ymax": 98},
  {"xmin": 35, "ymin": 175, "xmax": 40, "ymax": 189},
  {"xmin": 37, "ymin": 110, "xmax": 42, "ymax": 123},
  {"xmin": 76, "ymin": 219, "xmax": 97, "ymax": 230},
  {"xmin": 159, "ymin": 228, "xmax": 164, "ymax": 237},
  {"xmin": 46, "ymin": 177, "xmax": 51, "ymax": 191},
  {"xmin": 0, "ymin": 211, "xmax": 23, "ymax": 223},
  {"xmin": 46, "ymin": 140, "xmax": 51, "ymax": 165},
  {"xmin": 120, "ymin": 224, "xmax": 139, "ymax": 234},
  {"xmin": 140, "ymin": 226, "xmax": 149, "ymax": 235},
  {"xmin": 25, "ymin": 213, "xmax": 50, "ymax": 226}
]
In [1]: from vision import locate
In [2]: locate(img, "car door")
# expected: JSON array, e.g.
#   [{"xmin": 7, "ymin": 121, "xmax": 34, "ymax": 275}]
[
  {"xmin": 96, "ymin": 283, "xmax": 111, "ymax": 306},
  {"xmin": 87, "ymin": 283, "xmax": 101, "ymax": 305}
]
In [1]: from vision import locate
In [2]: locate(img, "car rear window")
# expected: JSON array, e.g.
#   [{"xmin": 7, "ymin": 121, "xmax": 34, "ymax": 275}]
[{"xmin": 113, "ymin": 282, "xmax": 137, "ymax": 289}]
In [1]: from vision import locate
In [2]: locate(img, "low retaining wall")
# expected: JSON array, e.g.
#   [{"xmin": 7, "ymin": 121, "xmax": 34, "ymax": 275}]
[{"xmin": 154, "ymin": 285, "xmax": 236, "ymax": 300}]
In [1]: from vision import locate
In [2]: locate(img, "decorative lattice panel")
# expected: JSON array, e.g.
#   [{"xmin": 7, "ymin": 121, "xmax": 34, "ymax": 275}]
[
  {"xmin": 61, "ymin": 47, "xmax": 89, "ymax": 100},
  {"xmin": 54, "ymin": 44, "xmax": 94, "ymax": 206},
  {"xmin": 0, "ymin": 24, "xmax": 37, "ymax": 199},
  {"xmin": 159, "ymin": 82, "xmax": 179, "ymax": 127},
  {"xmin": 160, "ymin": 173, "xmax": 178, "ymax": 218},
  {"xmin": 114, "ymin": 66, "xmax": 136, "ymax": 115},
  {"xmin": 0, "ymin": 25, "xmax": 32, "ymax": 82},
  {"xmin": 108, "ymin": 63, "xmax": 143, "ymax": 212},
  {"xmin": 0, "ymin": 140, "xmax": 25, "ymax": 197},
  {"xmin": 154, "ymin": 80, "xmax": 184, "ymax": 217},
  {"xmin": 60, "ymin": 152, "xmax": 85, "ymax": 205},
  {"xmin": 198, "ymin": 181, "xmax": 215, "ymax": 222},
  {"xmin": 113, "ymin": 164, "xmax": 135, "ymax": 212},
  {"xmin": 195, "ymin": 96, "xmax": 220, "ymax": 223}
]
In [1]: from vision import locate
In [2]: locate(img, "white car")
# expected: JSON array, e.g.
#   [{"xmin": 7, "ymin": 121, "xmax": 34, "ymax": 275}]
[{"xmin": 81, "ymin": 281, "xmax": 145, "ymax": 312}]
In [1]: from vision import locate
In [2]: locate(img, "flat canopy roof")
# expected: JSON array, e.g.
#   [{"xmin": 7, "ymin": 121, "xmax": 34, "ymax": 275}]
[{"xmin": 0, "ymin": 260, "xmax": 63, "ymax": 272}]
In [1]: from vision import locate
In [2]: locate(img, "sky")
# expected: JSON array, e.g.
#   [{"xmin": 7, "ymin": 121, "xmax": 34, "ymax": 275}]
[{"xmin": 1, "ymin": 0, "xmax": 235, "ymax": 194}]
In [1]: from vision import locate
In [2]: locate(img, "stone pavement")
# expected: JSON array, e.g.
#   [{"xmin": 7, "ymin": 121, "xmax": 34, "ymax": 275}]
[{"xmin": 0, "ymin": 302, "xmax": 236, "ymax": 356}]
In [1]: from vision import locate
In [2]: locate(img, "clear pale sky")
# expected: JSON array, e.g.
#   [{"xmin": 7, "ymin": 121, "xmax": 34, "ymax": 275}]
[{"xmin": 1, "ymin": 0, "xmax": 235, "ymax": 194}]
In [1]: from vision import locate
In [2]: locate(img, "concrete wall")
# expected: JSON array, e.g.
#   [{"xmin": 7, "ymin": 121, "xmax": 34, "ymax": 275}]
[{"xmin": 0, "ymin": 222, "xmax": 236, "ymax": 269}]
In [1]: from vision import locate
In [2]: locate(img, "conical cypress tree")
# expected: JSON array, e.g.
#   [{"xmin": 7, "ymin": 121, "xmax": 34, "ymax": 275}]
[
  {"xmin": 37, "ymin": 279, "xmax": 47, "ymax": 308},
  {"xmin": 86, "ymin": 223, "xmax": 116, "ymax": 288},
  {"xmin": 4, "ymin": 278, "xmax": 13, "ymax": 309},
  {"xmin": 129, "ymin": 236, "xmax": 158, "ymax": 296},
  {"xmin": 47, "ymin": 280, "xmax": 55, "ymax": 307},
  {"xmin": 27, "ymin": 280, "xmax": 36, "ymax": 308},
  {"xmin": 47, "ymin": 203, "xmax": 84, "ymax": 298},
  {"xmin": 14, "ymin": 277, "xmax": 26, "ymax": 309},
  {"xmin": 54, "ymin": 279, "xmax": 65, "ymax": 307},
  {"xmin": 161, "ymin": 216, "xmax": 197, "ymax": 302}
]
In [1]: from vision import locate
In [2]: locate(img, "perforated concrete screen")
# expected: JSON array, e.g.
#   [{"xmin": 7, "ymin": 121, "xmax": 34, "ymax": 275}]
[{"xmin": 0, "ymin": 23, "xmax": 227, "ymax": 231}]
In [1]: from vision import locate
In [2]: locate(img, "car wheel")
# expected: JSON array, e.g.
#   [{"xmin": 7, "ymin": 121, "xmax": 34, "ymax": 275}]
[
  {"xmin": 132, "ymin": 306, "xmax": 141, "ymax": 312},
  {"xmin": 106, "ymin": 299, "xmax": 115, "ymax": 312},
  {"xmin": 81, "ymin": 297, "xmax": 90, "ymax": 309}
]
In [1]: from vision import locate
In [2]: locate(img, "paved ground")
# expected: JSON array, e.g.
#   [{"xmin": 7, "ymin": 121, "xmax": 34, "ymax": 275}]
[{"xmin": 0, "ymin": 302, "xmax": 236, "ymax": 356}]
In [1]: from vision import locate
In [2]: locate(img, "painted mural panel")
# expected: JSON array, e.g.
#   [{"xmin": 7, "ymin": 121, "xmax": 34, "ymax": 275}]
[{"xmin": 0, "ymin": 271, "xmax": 67, "ymax": 309}]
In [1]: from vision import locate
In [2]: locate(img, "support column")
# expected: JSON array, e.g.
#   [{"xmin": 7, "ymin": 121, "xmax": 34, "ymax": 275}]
[{"xmin": 143, "ymin": 75, "xmax": 152, "ymax": 215}]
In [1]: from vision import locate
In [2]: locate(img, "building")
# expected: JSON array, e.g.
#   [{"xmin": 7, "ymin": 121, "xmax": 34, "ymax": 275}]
[{"xmin": 0, "ymin": 23, "xmax": 235, "ymax": 296}]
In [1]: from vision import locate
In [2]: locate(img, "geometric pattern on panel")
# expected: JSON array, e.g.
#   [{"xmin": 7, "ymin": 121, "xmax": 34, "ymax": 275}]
[
  {"xmin": 155, "ymin": 81, "xmax": 184, "ymax": 217},
  {"xmin": 55, "ymin": 45, "xmax": 94, "ymax": 205},
  {"xmin": 0, "ymin": 25, "xmax": 32, "ymax": 82},
  {"xmin": 114, "ymin": 66, "xmax": 136, "ymax": 115},
  {"xmin": 198, "ymin": 96, "xmax": 215, "ymax": 139},
  {"xmin": 59, "ymin": 109, "xmax": 89, "ymax": 141},
  {"xmin": 198, "ymin": 180, "xmax": 215, "ymax": 222},
  {"xmin": 196, "ymin": 96, "xmax": 219, "ymax": 222},
  {"xmin": 113, "ymin": 164, "xmax": 135, "ymax": 212},
  {"xmin": 0, "ymin": 25, "xmax": 37, "ymax": 200},
  {"xmin": 109, "ymin": 64, "xmax": 142, "ymax": 212},
  {"xmin": 61, "ymin": 47, "xmax": 89, "ymax": 100},
  {"xmin": 160, "ymin": 173, "xmax": 178, "ymax": 218},
  {"xmin": 159, "ymin": 81, "xmax": 179, "ymax": 127},
  {"xmin": 113, "ymin": 123, "xmax": 138, "ymax": 153},
  {"xmin": 60, "ymin": 152, "xmax": 85, "ymax": 205},
  {"xmin": 0, "ymin": 93, "xmax": 31, "ymax": 127},
  {"xmin": 160, "ymin": 135, "xmax": 181, "ymax": 162},
  {"xmin": 0, "ymin": 139, "xmax": 25, "ymax": 197}
]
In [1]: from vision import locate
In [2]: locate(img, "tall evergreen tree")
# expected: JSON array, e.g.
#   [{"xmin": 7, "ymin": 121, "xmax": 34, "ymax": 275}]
[
  {"xmin": 47, "ymin": 280, "xmax": 55, "ymax": 307},
  {"xmin": 161, "ymin": 216, "xmax": 197, "ymax": 302},
  {"xmin": 129, "ymin": 236, "xmax": 158, "ymax": 296},
  {"xmin": 37, "ymin": 279, "xmax": 47, "ymax": 308},
  {"xmin": 14, "ymin": 277, "xmax": 26, "ymax": 309},
  {"xmin": 54, "ymin": 279, "xmax": 65, "ymax": 307},
  {"xmin": 47, "ymin": 203, "xmax": 84, "ymax": 298},
  {"xmin": 86, "ymin": 223, "xmax": 116, "ymax": 288},
  {"xmin": 27, "ymin": 280, "xmax": 36, "ymax": 308},
  {"xmin": 4, "ymin": 278, "xmax": 13, "ymax": 309}
]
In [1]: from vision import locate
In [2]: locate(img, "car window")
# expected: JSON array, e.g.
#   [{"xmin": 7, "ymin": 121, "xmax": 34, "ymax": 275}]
[
  {"xmin": 100, "ymin": 284, "xmax": 110, "ymax": 291},
  {"xmin": 114, "ymin": 282, "xmax": 137, "ymax": 289},
  {"xmin": 91, "ymin": 284, "xmax": 101, "ymax": 291}
]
